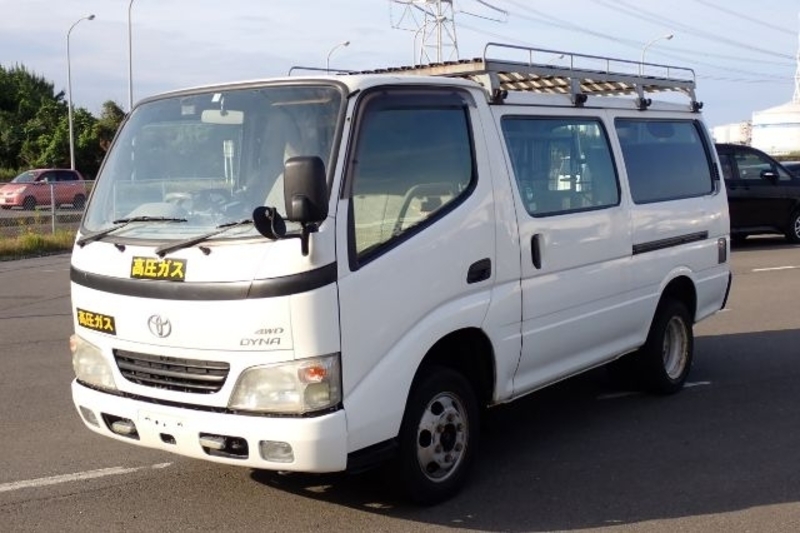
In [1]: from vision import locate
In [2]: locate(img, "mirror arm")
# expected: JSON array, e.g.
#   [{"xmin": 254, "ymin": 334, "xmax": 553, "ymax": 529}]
[
  {"xmin": 269, "ymin": 223, "xmax": 318, "ymax": 256},
  {"xmin": 299, "ymin": 222, "xmax": 319, "ymax": 256}
]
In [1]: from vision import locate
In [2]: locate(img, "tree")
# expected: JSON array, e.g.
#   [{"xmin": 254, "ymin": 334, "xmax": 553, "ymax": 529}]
[
  {"xmin": 0, "ymin": 64, "xmax": 126, "ymax": 179},
  {"xmin": 0, "ymin": 64, "xmax": 66, "ymax": 170}
]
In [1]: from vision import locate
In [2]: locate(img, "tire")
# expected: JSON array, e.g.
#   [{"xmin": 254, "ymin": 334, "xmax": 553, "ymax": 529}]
[
  {"xmin": 638, "ymin": 300, "xmax": 694, "ymax": 395},
  {"xmin": 73, "ymin": 194, "xmax": 86, "ymax": 209},
  {"xmin": 22, "ymin": 196, "xmax": 36, "ymax": 210},
  {"xmin": 397, "ymin": 366, "xmax": 479, "ymax": 505},
  {"xmin": 785, "ymin": 210, "xmax": 800, "ymax": 244}
]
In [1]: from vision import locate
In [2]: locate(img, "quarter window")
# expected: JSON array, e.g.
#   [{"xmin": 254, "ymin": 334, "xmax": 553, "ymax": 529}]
[
  {"xmin": 349, "ymin": 91, "xmax": 474, "ymax": 261},
  {"xmin": 501, "ymin": 117, "xmax": 619, "ymax": 216},
  {"xmin": 615, "ymin": 119, "xmax": 714, "ymax": 203}
]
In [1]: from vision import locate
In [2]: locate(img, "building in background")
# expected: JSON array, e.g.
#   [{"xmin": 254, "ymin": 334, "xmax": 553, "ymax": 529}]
[
  {"xmin": 712, "ymin": 121, "xmax": 751, "ymax": 145},
  {"xmin": 712, "ymin": 19, "xmax": 800, "ymax": 156},
  {"xmin": 750, "ymin": 101, "xmax": 800, "ymax": 155}
]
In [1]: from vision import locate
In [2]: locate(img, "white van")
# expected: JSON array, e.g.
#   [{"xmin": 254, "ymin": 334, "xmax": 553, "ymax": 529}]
[{"xmin": 70, "ymin": 43, "xmax": 731, "ymax": 504}]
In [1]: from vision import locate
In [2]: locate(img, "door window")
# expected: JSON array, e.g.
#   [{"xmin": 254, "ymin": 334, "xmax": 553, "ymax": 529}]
[
  {"xmin": 501, "ymin": 117, "xmax": 619, "ymax": 216},
  {"xmin": 734, "ymin": 151, "xmax": 792, "ymax": 182},
  {"xmin": 348, "ymin": 91, "xmax": 475, "ymax": 263}
]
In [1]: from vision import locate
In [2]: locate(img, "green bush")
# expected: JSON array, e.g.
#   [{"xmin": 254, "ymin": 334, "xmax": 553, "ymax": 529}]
[{"xmin": 0, "ymin": 168, "xmax": 19, "ymax": 182}]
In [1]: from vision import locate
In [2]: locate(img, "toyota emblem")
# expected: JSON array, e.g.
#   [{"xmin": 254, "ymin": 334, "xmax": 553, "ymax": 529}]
[{"xmin": 147, "ymin": 315, "xmax": 172, "ymax": 338}]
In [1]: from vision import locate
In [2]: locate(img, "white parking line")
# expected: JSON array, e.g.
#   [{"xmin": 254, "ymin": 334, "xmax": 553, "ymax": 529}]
[
  {"xmin": 0, "ymin": 463, "xmax": 172, "ymax": 493},
  {"xmin": 597, "ymin": 381, "xmax": 711, "ymax": 400},
  {"xmin": 752, "ymin": 266, "xmax": 800, "ymax": 273},
  {"xmin": 684, "ymin": 381, "xmax": 712, "ymax": 388}
]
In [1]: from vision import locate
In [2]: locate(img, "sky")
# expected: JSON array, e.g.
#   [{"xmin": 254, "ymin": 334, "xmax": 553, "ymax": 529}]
[{"xmin": 1, "ymin": 0, "xmax": 799, "ymax": 127}]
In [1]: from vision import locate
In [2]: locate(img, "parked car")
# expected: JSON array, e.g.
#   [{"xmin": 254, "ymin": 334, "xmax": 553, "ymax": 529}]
[
  {"xmin": 715, "ymin": 143, "xmax": 800, "ymax": 243},
  {"xmin": 0, "ymin": 168, "xmax": 87, "ymax": 210}
]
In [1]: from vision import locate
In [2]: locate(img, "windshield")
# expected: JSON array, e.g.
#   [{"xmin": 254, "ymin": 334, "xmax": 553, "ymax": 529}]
[
  {"xmin": 83, "ymin": 84, "xmax": 344, "ymax": 241},
  {"xmin": 11, "ymin": 171, "xmax": 36, "ymax": 184}
]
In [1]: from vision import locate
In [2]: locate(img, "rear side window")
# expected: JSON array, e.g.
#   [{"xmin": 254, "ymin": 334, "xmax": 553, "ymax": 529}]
[
  {"xmin": 615, "ymin": 119, "xmax": 714, "ymax": 204},
  {"xmin": 348, "ymin": 90, "xmax": 475, "ymax": 263},
  {"xmin": 501, "ymin": 117, "xmax": 619, "ymax": 216},
  {"xmin": 57, "ymin": 170, "xmax": 78, "ymax": 181}
]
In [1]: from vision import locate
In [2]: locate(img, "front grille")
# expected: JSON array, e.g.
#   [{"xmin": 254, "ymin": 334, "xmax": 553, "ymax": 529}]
[{"xmin": 114, "ymin": 349, "xmax": 230, "ymax": 394}]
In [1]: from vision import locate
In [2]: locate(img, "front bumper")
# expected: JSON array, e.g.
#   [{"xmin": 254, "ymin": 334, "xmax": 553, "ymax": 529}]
[
  {"xmin": 72, "ymin": 380, "xmax": 348, "ymax": 472},
  {"xmin": 0, "ymin": 196, "xmax": 22, "ymax": 207}
]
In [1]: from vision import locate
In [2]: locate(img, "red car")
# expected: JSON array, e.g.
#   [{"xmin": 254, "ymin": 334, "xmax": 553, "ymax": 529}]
[{"xmin": 0, "ymin": 169, "xmax": 88, "ymax": 210}]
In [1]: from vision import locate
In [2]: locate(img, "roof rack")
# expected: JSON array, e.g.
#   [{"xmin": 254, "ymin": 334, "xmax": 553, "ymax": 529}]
[{"xmin": 355, "ymin": 42, "xmax": 701, "ymax": 112}]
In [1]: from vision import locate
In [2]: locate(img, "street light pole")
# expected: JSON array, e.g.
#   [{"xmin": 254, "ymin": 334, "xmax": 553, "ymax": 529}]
[
  {"xmin": 326, "ymin": 40, "xmax": 350, "ymax": 72},
  {"xmin": 128, "ymin": 0, "xmax": 135, "ymax": 111},
  {"xmin": 67, "ymin": 14, "xmax": 95, "ymax": 171},
  {"xmin": 640, "ymin": 33, "xmax": 674, "ymax": 75}
]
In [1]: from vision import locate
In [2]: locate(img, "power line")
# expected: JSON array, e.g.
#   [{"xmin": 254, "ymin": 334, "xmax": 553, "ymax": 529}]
[
  {"xmin": 487, "ymin": 0, "xmax": 791, "ymax": 81},
  {"xmin": 691, "ymin": 0, "xmax": 794, "ymax": 36},
  {"xmin": 592, "ymin": 0, "xmax": 794, "ymax": 61}
]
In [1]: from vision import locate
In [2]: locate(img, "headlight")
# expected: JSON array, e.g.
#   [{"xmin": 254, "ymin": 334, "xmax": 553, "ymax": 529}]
[
  {"xmin": 70, "ymin": 334, "xmax": 117, "ymax": 391},
  {"xmin": 228, "ymin": 354, "xmax": 341, "ymax": 414}
]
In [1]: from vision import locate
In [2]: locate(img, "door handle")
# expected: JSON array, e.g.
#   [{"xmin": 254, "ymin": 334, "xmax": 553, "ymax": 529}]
[
  {"xmin": 531, "ymin": 234, "xmax": 542, "ymax": 269},
  {"xmin": 467, "ymin": 258, "xmax": 491, "ymax": 284}
]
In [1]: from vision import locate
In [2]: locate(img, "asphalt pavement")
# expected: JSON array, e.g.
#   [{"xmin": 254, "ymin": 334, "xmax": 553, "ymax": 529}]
[{"xmin": 1, "ymin": 238, "xmax": 800, "ymax": 532}]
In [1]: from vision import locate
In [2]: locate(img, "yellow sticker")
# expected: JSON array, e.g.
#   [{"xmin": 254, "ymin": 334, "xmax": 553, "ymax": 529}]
[
  {"xmin": 130, "ymin": 257, "xmax": 186, "ymax": 281},
  {"xmin": 76, "ymin": 308, "xmax": 117, "ymax": 335}
]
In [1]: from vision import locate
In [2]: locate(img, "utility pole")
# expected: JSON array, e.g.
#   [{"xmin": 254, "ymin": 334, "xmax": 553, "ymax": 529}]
[{"xmin": 390, "ymin": 0, "xmax": 460, "ymax": 65}]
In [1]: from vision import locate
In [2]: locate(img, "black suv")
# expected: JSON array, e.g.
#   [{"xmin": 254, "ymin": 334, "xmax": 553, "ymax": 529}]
[{"xmin": 715, "ymin": 143, "xmax": 800, "ymax": 243}]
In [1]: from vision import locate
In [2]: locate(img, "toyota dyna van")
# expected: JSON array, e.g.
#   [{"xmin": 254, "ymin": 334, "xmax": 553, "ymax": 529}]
[{"xmin": 70, "ymin": 43, "xmax": 731, "ymax": 504}]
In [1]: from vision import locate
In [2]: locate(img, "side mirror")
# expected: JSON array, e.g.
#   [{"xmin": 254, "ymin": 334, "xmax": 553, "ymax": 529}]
[
  {"xmin": 283, "ymin": 156, "xmax": 328, "ymax": 223},
  {"xmin": 761, "ymin": 169, "xmax": 779, "ymax": 183}
]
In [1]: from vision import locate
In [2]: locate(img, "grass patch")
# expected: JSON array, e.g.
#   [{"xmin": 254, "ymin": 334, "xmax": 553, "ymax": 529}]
[{"xmin": 0, "ymin": 229, "xmax": 75, "ymax": 261}]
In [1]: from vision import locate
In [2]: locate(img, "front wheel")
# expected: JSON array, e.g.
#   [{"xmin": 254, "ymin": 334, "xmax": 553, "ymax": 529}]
[
  {"xmin": 639, "ymin": 300, "xmax": 694, "ymax": 395},
  {"xmin": 785, "ymin": 210, "xmax": 800, "ymax": 244},
  {"xmin": 397, "ymin": 366, "xmax": 479, "ymax": 505}
]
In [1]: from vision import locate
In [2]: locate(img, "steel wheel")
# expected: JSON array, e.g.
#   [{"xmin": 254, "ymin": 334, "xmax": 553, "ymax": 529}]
[
  {"xmin": 397, "ymin": 366, "xmax": 478, "ymax": 504},
  {"xmin": 662, "ymin": 315, "xmax": 689, "ymax": 380},
  {"xmin": 415, "ymin": 392, "xmax": 469, "ymax": 483}
]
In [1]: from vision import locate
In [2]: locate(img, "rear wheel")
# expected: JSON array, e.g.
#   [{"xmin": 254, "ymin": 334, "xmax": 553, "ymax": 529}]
[
  {"xmin": 72, "ymin": 194, "xmax": 86, "ymax": 209},
  {"xmin": 785, "ymin": 210, "xmax": 800, "ymax": 244},
  {"xmin": 397, "ymin": 366, "xmax": 479, "ymax": 505},
  {"xmin": 22, "ymin": 196, "xmax": 36, "ymax": 210},
  {"xmin": 638, "ymin": 300, "xmax": 694, "ymax": 395}
]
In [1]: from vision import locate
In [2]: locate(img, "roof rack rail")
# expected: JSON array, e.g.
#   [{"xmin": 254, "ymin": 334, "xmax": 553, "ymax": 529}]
[
  {"xmin": 354, "ymin": 42, "xmax": 701, "ymax": 112},
  {"xmin": 287, "ymin": 65, "xmax": 358, "ymax": 76}
]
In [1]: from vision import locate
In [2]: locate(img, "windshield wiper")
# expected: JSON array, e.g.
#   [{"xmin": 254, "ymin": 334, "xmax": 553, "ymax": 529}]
[
  {"xmin": 76, "ymin": 216, "xmax": 188, "ymax": 247},
  {"xmin": 154, "ymin": 219, "xmax": 254, "ymax": 257}
]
